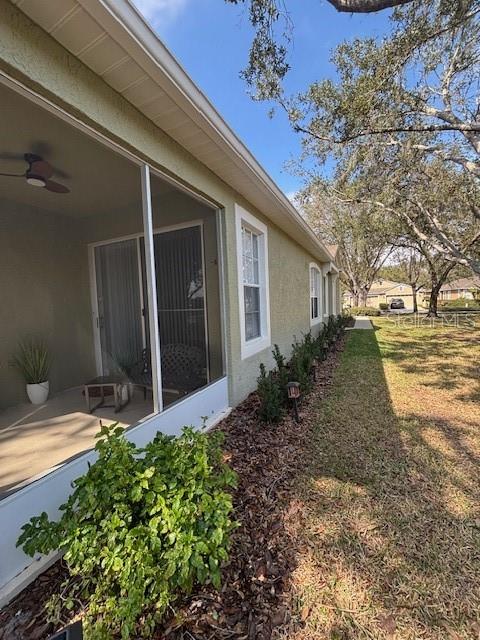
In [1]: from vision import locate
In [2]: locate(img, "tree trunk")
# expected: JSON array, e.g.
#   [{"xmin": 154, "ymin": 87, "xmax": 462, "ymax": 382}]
[
  {"xmin": 411, "ymin": 285, "xmax": 418, "ymax": 313},
  {"xmin": 359, "ymin": 288, "xmax": 368, "ymax": 307},
  {"xmin": 428, "ymin": 283, "xmax": 441, "ymax": 317},
  {"xmin": 353, "ymin": 292, "xmax": 359, "ymax": 306},
  {"xmin": 426, "ymin": 263, "xmax": 455, "ymax": 317}
]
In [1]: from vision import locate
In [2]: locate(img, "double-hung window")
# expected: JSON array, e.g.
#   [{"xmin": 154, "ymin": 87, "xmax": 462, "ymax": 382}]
[
  {"xmin": 310, "ymin": 264, "xmax": 321, "ymax": 325},
  {"xmin": 236, "ymin": 205, "xmax": 271, "ymax": 359},
  {"xmin": 242, "ymin": 227, "xmax": 261, "ymax": 340},
  {"xmin": 323, "ymin": 274, "xmax": 328, "ymax": 316}
]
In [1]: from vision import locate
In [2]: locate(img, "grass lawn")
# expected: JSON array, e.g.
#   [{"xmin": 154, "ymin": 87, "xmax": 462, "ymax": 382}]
[{"xmin": 289, "ymin": 318, "xmax": 480, "ymax": 639}]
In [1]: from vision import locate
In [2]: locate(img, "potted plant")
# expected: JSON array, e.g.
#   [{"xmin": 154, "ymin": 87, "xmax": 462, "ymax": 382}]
[{"xmin": 13, "ymin": 339, "xmax": 51, "ymax": 404}]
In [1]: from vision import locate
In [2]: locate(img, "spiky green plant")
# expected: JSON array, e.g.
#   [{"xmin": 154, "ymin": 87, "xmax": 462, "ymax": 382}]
[{"xmin": 13, "ymin": 339, "xmax": 51, "ymax": 384}]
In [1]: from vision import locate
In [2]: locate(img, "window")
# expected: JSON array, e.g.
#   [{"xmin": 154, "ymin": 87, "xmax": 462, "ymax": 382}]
[
  {"xmin": 236, "ymin": 205, "xmax": 270, "ymax": 359},
  {"xmin": 242, "ymin": 227, "xmax": 261, "ymax": 340},
  {"xmin": 323, "ymin": 275, "xmax": 328, "ymax": 316},
  {"xmin": 310, "ymin": 264, "xmax": 321, "ymax": 325}
]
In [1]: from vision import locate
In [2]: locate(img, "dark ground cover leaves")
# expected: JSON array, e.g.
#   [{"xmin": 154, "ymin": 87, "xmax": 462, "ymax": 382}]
[{"xmin": 0, "ymin": 338, "xmax": 346, "ymax": 640}]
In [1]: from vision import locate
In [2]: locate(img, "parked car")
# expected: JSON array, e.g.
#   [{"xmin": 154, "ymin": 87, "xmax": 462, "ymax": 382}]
[{"xmin": 390, "ymin": 298, "xmax": 405, "ymax": 309}]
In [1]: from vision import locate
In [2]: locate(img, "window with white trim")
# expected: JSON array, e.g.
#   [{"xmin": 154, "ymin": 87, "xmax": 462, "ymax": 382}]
[
  {"xmin": 310, "ymin": 264, "xmax": 321, "ymax": 324},
  {"xmin": 236, "ymin": 205, "xmax": 271, "ymax": 359},
  {"xmin": 322, "ymin": 275, "xmax": 328, "ymax": 315},
  {"xmin": 242, "ymin": 226, "xmax": 261, "ymax": 340}
]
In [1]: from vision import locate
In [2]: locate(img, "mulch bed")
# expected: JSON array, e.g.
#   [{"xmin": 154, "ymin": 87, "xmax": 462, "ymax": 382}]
[{"xmin": 0, "ymin": 336, "xmax": 346, "ymax": 640}]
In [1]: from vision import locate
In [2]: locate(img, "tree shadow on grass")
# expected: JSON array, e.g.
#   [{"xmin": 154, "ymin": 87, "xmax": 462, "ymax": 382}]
[
  {"xmin": 371, "ymin": 320, "xmax": 480, "ymax": 403},
  {"xmin": 287, "ymin": 328, "xmax": 480, "ymax": 640}
]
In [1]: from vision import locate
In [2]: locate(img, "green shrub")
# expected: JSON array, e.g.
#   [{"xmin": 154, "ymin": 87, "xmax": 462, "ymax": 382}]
[
  {"xmin": 290, "ymin": 335, "xmax": 315, "ymax": 393},
  {"xmin": 325, "ymin": 315, "xmax": 339, "ymax": 344},
  {"xmin": 272, "ymin": 344, "xmax": 289, "ymax": 405},
  {"xmin": 379, "ymin": 303, "xmax": 389, "ymax": 311},
  {"xmin": 441, "ymin": 297, "xmax": 480, "ymax": 309},
  {"xmin": 340, "ymin": 312, "xmax": 353, "ymax": 327},
  {"xmin": 315, "ymin": 325, "xmax": 329, "ymax": 360},
  {"xmin": 349, "ymin": 306, "xmax": 381, "ymax": 316},
  {"xmin": 257, "ymin": 363, "xmax": 283, "ymax": 422},
  {"xmin": 17, "ymin": 424, "xmax": 237, "ymax": 639}
]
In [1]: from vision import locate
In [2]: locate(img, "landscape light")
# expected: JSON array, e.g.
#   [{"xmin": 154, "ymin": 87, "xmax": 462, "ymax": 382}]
[{"xmin": 287, "ymin": 381, "xmax": 301, "ymax": 422}]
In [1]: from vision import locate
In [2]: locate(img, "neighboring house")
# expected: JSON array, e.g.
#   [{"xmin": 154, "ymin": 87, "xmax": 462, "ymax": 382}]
[
  {"xmin": 343, "ymin": 279, "xmax": 423, "ymax": 309},
  {"xmin": 0, "ymin": 0, "xmax": 340, "ymax": 600},
  {"xmin": 438, "ymin": 276, "xmax": 480, "ymax": 301}
]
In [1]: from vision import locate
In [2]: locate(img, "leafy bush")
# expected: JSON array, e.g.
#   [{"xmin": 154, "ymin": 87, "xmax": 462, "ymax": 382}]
[
  {"xmin": 327, "ymin": 315, "xmax": 340, "ymax": 343},
  {"xmin": 315, "ymin": 325, "xmax": 329, "ymax": 360},
  {"xmin": 272, "ymin": 344, "xmax": 289, "ymax": 405},
  {"xmin": 258, "ymin": 321, "xmax": 349, "ymax": 424},
  {"xmin": 440, "ymin": 297, "xmax": 480, "ymax": 309},
  {"xmin": 18, "ymin": 424, "xmax": 237, "ymax": 639},
  {"xmin": 340, "ymin": 312, "xmax": 353, "ymax": 327},
  {"xmin": 379, "ymin": 303, "xmax": 389, "ymax": 311},
  {"xmin": 290, "ymin": 334, "xmax": 315, "ymax": 393},
  {"xmin": 257, "ymin": 363, "xmax": 283, "ymax": 422},
  {"xmin": 349, "ymin": 306, "xmax": 381, "ymax": 316}
]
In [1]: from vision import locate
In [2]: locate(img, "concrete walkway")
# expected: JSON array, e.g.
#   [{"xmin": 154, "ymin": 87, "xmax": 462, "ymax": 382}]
[{"xmin": 353, "ymin": 316, "xmax": 373, "ymax": 329}]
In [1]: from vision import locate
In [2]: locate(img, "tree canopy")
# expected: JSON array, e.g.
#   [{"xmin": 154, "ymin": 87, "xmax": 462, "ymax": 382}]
[{"xmin": 226, "ymin": 0, "xmax": 480, "ymax": 276}]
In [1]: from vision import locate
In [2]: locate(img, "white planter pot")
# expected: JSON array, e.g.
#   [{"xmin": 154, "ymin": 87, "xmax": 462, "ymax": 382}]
[{"xmin": 26, "ymin": 381, "xmax": 49, "ymax": 404}]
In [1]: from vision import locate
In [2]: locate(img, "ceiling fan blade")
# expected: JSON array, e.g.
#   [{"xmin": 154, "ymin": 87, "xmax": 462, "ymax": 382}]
[
  {"xmin": 25, "ymin": 151, "xmax": 70, "ymax": 179},
  {"xmin": 44, "ymin": 179, "xmax": 70, "ymax": 194},
  {"xmin": 31, "ymin": 159, "xmax": 53, "ymax": 179},
  {"xmin": 51, "ymin": 165, "xmax": 70, "ymax": 180},
  {"xmin": 0, "ymin": 171, "xmax": 24, "ymax": 178}
]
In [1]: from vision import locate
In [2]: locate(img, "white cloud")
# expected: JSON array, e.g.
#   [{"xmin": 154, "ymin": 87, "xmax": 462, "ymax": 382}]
[{"xmin": 131, "ymin": 0, "xmax": 189, "ymax": 30}]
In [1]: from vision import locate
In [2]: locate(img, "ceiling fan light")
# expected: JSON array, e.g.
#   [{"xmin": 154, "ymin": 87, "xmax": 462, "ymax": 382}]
[{"xmin": 26, "ymin": 174, "xmax": 46, "ymax": 187}]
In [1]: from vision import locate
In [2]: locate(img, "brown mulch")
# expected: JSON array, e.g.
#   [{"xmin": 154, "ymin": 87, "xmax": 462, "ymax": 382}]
[{"xmin": 0, "ymin": 336, "xmax": 346, "ymax": 640}]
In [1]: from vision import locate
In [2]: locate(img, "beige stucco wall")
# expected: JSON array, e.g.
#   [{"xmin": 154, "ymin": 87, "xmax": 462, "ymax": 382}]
[
  {"xmin": 0, "ymin": 0, "xmax": 328, "ymax": 407},
  {"xmin": 0, "ymin": 199, "xmax": 95, "ymax": 407}
]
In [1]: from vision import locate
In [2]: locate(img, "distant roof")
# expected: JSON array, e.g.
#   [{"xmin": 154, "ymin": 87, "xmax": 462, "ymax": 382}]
[
  {"xmin": 441, "ymin": 276, "xmax": 480, "ymax": 291},
  {"xmin": 369, "ymin": 279, "xmax": 407, "ymax": 295}
]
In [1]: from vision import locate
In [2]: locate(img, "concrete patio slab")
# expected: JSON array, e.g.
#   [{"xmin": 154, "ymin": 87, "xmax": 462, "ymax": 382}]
[
  {"xmin": 353, "ymin": 316, "xmax": 374, "ymax": 329},
  {"xmin": 0, "ymin": 387, "xmax": 153, "ymax": 497}
]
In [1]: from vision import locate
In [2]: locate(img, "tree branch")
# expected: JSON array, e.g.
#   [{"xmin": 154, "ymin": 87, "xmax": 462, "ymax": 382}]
[
  {"xmin": 327, "ymin": 0, "xmax": 413, "ymax": 13},
  {"xmin": 330, "ymin": 189, "xmax": 480, "ymax": 274},
  {"xmin": 293, "ymin": 121, "xmax": 480, "ymax": 145}
]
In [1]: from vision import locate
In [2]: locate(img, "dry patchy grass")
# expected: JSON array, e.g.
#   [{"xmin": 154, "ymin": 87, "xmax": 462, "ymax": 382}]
[{"xmin": 287, "ymin": 319, "xmax": 480, "ymax": 639}]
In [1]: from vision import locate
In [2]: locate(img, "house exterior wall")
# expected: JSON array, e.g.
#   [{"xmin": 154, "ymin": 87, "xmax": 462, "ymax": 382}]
[
  {"xmin": 385, "ymin": 283, "xmax": 408, "ymax": 297},
  {"xmin": 442, "ymin": 289, "xmax": 473, "ymax": 300},
  {"xmin": 0, "ymin": 0, "xmax": 327, "ymax": 408},
  {"xmin": 345, "ymin": 281, "xmax": 426, "ymax": 310}
]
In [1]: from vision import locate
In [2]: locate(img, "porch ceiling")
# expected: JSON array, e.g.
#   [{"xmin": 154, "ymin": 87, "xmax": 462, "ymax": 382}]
[
  {"xmin": 0, "ymin": 82, "xmax": 173, "ymax": 217},
  {"xmin": 9, "ymin": 0, "xmax": 334, "ymax": 264}
]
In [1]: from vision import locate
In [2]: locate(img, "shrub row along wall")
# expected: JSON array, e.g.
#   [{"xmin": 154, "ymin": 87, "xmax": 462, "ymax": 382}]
[{"xmin": 257, "ymin": 314, "xmax": 351, "ymax": 423}]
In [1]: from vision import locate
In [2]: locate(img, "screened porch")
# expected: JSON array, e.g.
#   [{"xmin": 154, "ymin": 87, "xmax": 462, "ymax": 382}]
[{"xmin": 0, "ymin": 81, "xmax": 226, "ymax": 497}]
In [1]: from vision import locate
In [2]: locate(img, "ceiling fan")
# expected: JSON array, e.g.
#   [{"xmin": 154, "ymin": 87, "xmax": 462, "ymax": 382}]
[{"xmin": 0, "ymin": 152, "xmax": 70, "ymax": 193}]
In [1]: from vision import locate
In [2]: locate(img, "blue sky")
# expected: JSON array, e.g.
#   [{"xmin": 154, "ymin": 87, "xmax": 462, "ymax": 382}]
[{"xmin": 131, "ymin": 0, "xmax": 391, "ymax": 197}]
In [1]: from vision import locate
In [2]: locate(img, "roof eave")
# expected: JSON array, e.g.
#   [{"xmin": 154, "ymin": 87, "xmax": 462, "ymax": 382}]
[{"xmin": 75, "ymin": 0, "xmax": 334, "ymax": 264}]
